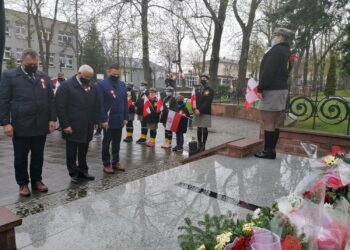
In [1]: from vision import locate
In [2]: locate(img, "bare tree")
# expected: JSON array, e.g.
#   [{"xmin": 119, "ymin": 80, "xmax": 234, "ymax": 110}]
[
  {"xmin": 202, "ymin": 0, "xmax": 229, "ymax": 88},
  {"xmin": 30, "ymin": 0, "xmax": 60, "ymax": 73},
  {"xmin": 233, "ymin": 0, "xmax": 263, "ymax": 92},
  {"xmin": 0, "ymin": 0, "xmax": 4, "ymax": 77}
]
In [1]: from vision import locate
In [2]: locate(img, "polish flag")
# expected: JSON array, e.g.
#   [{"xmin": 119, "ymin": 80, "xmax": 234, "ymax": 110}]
[
  {"xmin": 156, "ymin": 92, "xmax": 163, "ymax": 113},
  {"xmin": 165, "ymin": 110, "xmax": 182, "ymax": 133},
  {"xmin": 143, "ymin": 96, "xmax": 152, "ymax": 117},
  {"xmin": 190, "ymin": 87, "xmax": 196, "ymax": 110},
  {"xmin": 244, "ymin": 78, "xmax": 259, "ymax": 109},
  {"xmin": 127, "ymin": 97, "xmax": 132, "ymax": 108}
]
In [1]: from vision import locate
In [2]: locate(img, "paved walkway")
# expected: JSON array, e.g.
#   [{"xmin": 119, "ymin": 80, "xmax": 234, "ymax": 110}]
[{"xmin": 0, "ymin": 116, "xmax": 259, "ymax": 208}]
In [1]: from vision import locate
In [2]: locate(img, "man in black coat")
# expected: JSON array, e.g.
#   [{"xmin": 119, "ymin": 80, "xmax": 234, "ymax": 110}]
[
  {"xmin": 55, "ymin": 65, "xmax": 99, "ymax": 183},
  {"xmin": 0, "ymin": 48, "xmax": 56, "ymax": 196},
  {"xmin": 193, "ymin": 73, "xmax": 214, "ymax": 151}
]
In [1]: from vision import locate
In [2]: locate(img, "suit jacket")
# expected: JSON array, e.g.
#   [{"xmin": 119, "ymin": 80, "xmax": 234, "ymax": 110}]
[
  {"xmin": 55, "ymin": 76, "xmax": 99, "ymax": 143},
  {"xmin": 195, "ymin": 85, "xmax": 214, "ymax": 115},
  {"xmin": 97, "ymin": 78, "xmax": 128, "ymax": 129},
  {"xmin": 0, "ymin": 66, "xmax": 56, "ymax": 136}
]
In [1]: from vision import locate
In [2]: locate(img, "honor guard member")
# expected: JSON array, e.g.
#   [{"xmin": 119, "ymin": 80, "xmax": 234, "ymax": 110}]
[
  {"xmin": 135, "ymin": 82, "xmax": 149, "ymax": 144},
  {"xmin": 193, "ymin": 73, "xmax": 214, "ymax": 152},
  {"xmin": 160, "ymin": 87, "xmax": 177, "ymax": 149},
  {"xmin": 123, "ymin": 83, "xmax": 137, "ymax": 142}
]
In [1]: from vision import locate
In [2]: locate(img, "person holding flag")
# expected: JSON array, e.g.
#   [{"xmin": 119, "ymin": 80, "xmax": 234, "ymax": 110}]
[
  {"xmin": 160, "ymin": 87, "xmax": 177, "ymax": 149},
  {"xmin": 193, "ymin": 73, "xmax": 214, "ymax": 152},
  {"xmin": 173, "ymin": 95, "xmax": 190, "ymax": 152},
  {"xmin": 144, "ymin": 88, "xmax": 160, "ymax": 147},
  {"xmin": 135, "ymin": 82, "xmax": 149, "ymax": 144},
  {"xmin": 123, "ymin": 83, "xmax": 137, "ymax": 142}
]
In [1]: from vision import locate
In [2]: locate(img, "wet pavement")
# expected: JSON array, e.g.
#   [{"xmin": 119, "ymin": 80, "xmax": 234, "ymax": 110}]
[
  {"xmin": 15, "ymin": 153, "xmax": 312, "ymax": 250},
  {"xmin": 0, "ymin": 116, "xmax": 259, "ymax": 213}
]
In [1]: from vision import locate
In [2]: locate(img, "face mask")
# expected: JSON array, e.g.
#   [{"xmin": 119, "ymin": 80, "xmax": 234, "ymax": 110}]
[
  {"xmin": 177, "ymin": 101, "xmax": 184, "ymax": 105},
  {"xmin": 165, "ymin": 92, "xmax": 172, "ymax": 97},
  {"xmin": 139, "ymin": 86, "xmax": 145, "ymax": 92},
  {"xmin": 110, "ymin": 75, "xmax": 119, "ymax": 82},
  {"xmin": 24, "ymin": 64, "xmax": 38, "ymax": 74},
  {"xmin": 80, "ymin": 78, "xmax": 90, "ymax": 85},
  {"xmin": 271, "ymin": 39, "xmax": 277, "ymax": 47},
  {"xmin": 58, "ymin": 78, "xmax": 65, "ymax": 82},
  {"xmin": 200, "ymin": 80, "xmax": 207, "ymax": 86},
  {"xmin": 127, "ymin": 87, "xmax": 132, "ymax": 91}
]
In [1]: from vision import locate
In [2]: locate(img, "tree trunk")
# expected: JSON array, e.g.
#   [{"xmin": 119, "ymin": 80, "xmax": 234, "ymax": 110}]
[
  {"xmin": 203, "ymin": 0, "xmax": 229, "ymax": 88},
  {"xmin": 0, "ymin": 0, "xmax": 5, "ymax": 78},
  {"xmin": 303, "ymin": 41, "xmax": 310, "ymax": 86},
  {"xmin": 202, "ymin": 53, "xmax": 206, "ymax": 75},
  {"xmin": 75, "ymin": 0, "xmax": 80, "ymax": 69},
  {"xmin": 312, "ymin": 37, "xmax": 319, "ymax": 90},
  {"xmin": 26, "ymin": 0, "xmax": 32, "ymax": 48},
  {"xmin": 141, "ymin": 0, "xmax": 152, "ymax": 85}
]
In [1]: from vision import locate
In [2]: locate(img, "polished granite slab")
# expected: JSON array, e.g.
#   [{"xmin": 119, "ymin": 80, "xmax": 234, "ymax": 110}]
[{"xmin": 15, "ymin": 153, "xmax": 312, "ymax": 250}]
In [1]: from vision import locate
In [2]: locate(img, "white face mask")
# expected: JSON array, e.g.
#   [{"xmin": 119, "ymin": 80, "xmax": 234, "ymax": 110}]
[{"xmin": 271, "ymin": 39, "xmax": 277, "ymax": 47}]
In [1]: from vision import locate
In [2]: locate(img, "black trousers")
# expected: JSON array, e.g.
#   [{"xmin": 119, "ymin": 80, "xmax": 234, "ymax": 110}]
[
  {"xmin": 126, "ymin": 120, "xmax": 134, "ymax": 133},
  {"xmin": 12, "ymin": 135, "xmax": 47, "ymax": 186},
  {"xmin": 140, "ymin": 119, "xmax": 148, "ymax": 136},
  {"xmin": 66, "ymin": 140, "xmax": 89, "ymax": 177},
  {"xmin": 102, "ymin": 128, "xmax": 122, "ymax": 167}
]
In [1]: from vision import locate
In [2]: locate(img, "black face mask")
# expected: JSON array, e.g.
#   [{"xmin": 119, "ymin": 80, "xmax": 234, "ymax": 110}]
[
  {"xmin": 177, "ymin": 101, "xmax": 184, "ymax": 105},
  {"xmin": 24, "ymin": 64, "xmax": 38, "ymax": 74},
  {"xmin": 58, "ymin": 78, "xmax": 65, "ymax": 82},
  {"xmin": 127, "ymin": 87, "xmax": 132, "ymax": 91},
  {"xmin": 80, "ymin": 78, "xmax": 90, "ymax": 85},
  {"xmin": 200, "ymin": 80, "xmax": 207, "ymax": 86},
  {"xmin": 110, "ymin": 75, "xmax": 119, "ymax": 82}
]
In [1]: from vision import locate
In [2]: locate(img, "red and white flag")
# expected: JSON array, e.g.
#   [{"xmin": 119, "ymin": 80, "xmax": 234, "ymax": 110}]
[
  {"xmin": 165, "ymin": 110, "xmax": 182, "ymax": 133},
  {"xmin": 190, "ymin": 87, "xmax": 196, "ymax": 110},
  {"xmin": 244, "ymin": 78, "xmax": 259, "ymax": 109},
  {"xmin": 156, "ymin": 92, "xmax": 163, "ymax": 113},
  {"xmin": 127, "ymin": 97, "xmax": 132, "ymax": 108},
  {"xmin": 143, "ymin": 97, "xmax": 152, "ymax": 117}
]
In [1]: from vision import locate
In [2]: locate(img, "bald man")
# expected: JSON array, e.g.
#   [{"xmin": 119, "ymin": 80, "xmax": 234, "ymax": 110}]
[{"xmin": 56, "ymin": 65, "xmax": 99, "ymax": 183}]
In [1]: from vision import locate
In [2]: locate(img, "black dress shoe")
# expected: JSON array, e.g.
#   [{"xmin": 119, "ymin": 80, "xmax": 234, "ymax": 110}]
[
  {"xmin": 71, "ymin": 175, "xmax": 79, "ymax": 184},
  {"xmin": 254, "ymin": 150, "xmax": 276, "ymax": 159},
  {"xmin": 79, "ymin": 172, "xmax": 95, "ymax": 181}
]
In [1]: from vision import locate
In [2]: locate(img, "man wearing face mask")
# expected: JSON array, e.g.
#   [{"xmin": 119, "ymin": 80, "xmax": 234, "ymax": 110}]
[
  {"xmin": 255, "ymin": 28, "xmax": 294, "ymax": 160},
  {"xmin": 0, "ymin": 48, "xmax": 56, "ymax": 196},
  {"xmin": 97, "ymin": 64, "xmax": 128, "ymax": 174},
  {"xmin": 123, "ymin": 83, "xmax": 137, "ymax": 142},
  {"xmin": 135, "ymin": 82, "xmax": 149, "ymax": 144},
  {"xmin": 193, "ymin": 73, "xmax": 214, "ymax": 152},
  {"xmin": 55, "ymin": 65, "xmax": 99, "ymax": 183}
]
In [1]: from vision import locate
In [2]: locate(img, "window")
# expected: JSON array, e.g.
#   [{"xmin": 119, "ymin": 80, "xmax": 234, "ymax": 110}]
[
  {"xmin": 49, "ymin": 53, "xmax": 55, "ymax": 67},
  {"xmin": 5, "ymin": 20, "xmax": 10, "ymax": 36},
  {"xmin": 58, "ymin": 31, "xmax": 73, "ymax": 45},
  {"xmin": 59, "ymin": 54, "xmax": 73, "ymax": 69},
  {"xmin": 4, "ymin": 47, "xmax": 11, "ymax": 60},
  {"xmin": 15, "ymin": 48, "xmax": 23, "ymax": 61},
  {"xmin": 15, "ymin": 24, "xmax": 27, "ymax": 37},
  {"xmin": 186, "ymin": 75, "xmax": 198, "ymax": 88}
]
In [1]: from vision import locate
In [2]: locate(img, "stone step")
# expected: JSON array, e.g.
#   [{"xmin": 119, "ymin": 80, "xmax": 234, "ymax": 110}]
[
  {"xmin": 0, "ymin": 208, "xmax": 22, "ymax": 250},
  {"xmin": 219, "ymin": 138, "xmax": 263, "ymax": 158}
]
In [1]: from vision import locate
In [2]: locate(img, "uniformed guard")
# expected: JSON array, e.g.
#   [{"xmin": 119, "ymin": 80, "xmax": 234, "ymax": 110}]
[
  {"xmin": 193, "ymin": 73, "xmax": 214, "ymax": 152},
  {"xmin": 135, "ymin": 82, "xmax": 149, "ymax": 144},
  {"xmin": 123, "ymin": 83, "xmax": 137, "ymax": 142},
  {"xmin": 160, "ymin": 87, "xmax": 177, "ymax": 149}
]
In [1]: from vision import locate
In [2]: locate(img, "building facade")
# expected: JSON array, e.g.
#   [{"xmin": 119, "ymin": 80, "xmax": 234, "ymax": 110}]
[{"xmin": 3, "ymin": 8, "xmax": 77, "ymax": 78}]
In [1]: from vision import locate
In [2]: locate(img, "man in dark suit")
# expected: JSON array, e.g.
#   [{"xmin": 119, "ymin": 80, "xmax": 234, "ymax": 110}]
[
  {"xmin": 97, "ymin": 64, "xmax": 128, "ymax": 174},
  {"xmin": 55, "ymin": 65, "xmax": 99, "ymax": 183},
  {"xmin": 0, "ymin": 48, "xmax": 56, "ymax": 196},
  {"xmin": 193, "ymin": 73, "xmax": 214, "ymax": 152}
]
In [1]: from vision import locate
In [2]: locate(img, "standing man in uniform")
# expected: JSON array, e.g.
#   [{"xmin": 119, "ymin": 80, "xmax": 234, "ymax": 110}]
[
  {"xmin": 0, "ymin": 49, "xmax": 56, "ymax": 196},
  {"xmin": 97, "ymin": 64, "xmax": 128, "ymax": 174},
  {"xmin": 193, "ymin": 73, "xmax": 214, "ymax": 152},
  {"xmin": 123, "ymin": 83, "xmax": 137, "ymax": 142},
  {"xmin": 55, "ymin": 65, "xmax": 99, "ymax": 183}
]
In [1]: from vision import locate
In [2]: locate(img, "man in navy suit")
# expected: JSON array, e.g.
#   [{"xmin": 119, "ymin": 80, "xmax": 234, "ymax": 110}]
[
  {"xmin": 97, "ymin": 64, "xmax": 128, "ymax": 174},
  {"xmin": 0, "ymin": 48, "xmax": 56, "ymax": 196}
]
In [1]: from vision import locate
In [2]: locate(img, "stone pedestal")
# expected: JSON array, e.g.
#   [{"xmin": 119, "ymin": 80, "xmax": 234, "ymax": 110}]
[{"xmin": 0, "ymin": 208, "xmax": 22, "ymax": 250}]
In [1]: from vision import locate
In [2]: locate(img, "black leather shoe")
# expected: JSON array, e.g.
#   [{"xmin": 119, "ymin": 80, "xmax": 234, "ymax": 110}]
[
  {"xmin": 71, "ymin": 175, "xmax": 79, "ymax": 184},
  {"xmin": 254, "ymin": 150, "xmax": 276, "ymax": 159},
  {"xmin": 79, "ymin": 172, "xmax": 95, "ymax": 181}
]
